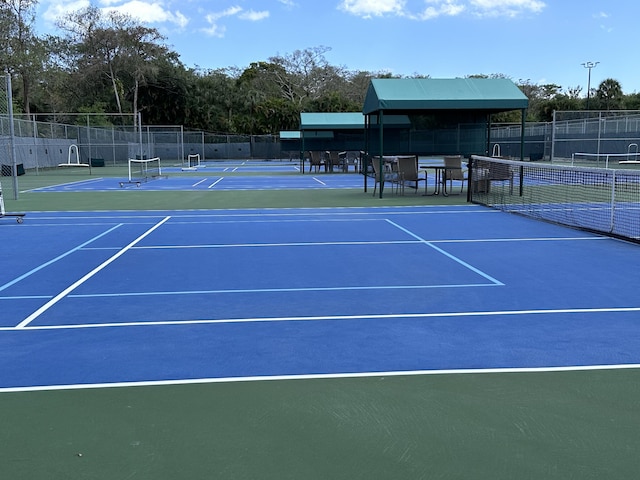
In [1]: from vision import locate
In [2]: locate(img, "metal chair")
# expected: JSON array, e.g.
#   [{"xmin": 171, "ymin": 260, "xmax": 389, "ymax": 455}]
[
  {"xmin": 443, "ymin": 155, "xmax": 468, "ymax": 194},
  {"xmin": 395, "ymin": 155, "xmax": 425, "ymax": 194},
  {"xmin": 371, "ymin": 156, "xmax": 400, "ymax": 196},
  {"xmin": 309, "ymin": 151, "xmax": 326, "ymax": 173}
]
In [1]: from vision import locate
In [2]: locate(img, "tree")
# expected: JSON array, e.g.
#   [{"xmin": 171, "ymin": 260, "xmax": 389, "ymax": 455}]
[
  {"xmin": 536, "ymin": 94, "xmax": 582, "ymax": 122},
  {"xmin": 56, "ymin": 6, "xmax": 173, "ymax": 124},
  {"xmin": 135, "ymin": 59, "xmax": 190, "ymax": 125},
  {"xmin": 596, "ymin": 78, "xmax": 624, "ymax": 110},
  {"xmin": 624, "ymin": 93, "xmax": 640, "ymax": 110},
  {"xmin": 268, "ymin": 46, "xmax": 334, "ymax": 105},
  {"xmin": 256, "ymin": 97, "xmax": 299, "ymax": 132},
  {"xmin": 0, "ymin": 0, "xmax": 46, "ymax": 114},
  {"xmin": 236, "ymin": 62, "xmax": 285, "ymax": 134},
  {"xmin": 307, "ymin": 91, "xmax": 361, "ymax": 113},
  {"xmin": 344, "ymin": 70, "xmax": 375, "ymax": 105},
  {"xmin": 187, "ymin": 69, "xmax": 241, "ymax": 132}
]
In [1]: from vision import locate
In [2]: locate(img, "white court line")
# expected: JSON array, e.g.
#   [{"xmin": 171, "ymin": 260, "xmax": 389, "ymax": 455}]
[
  {"xmin": 6, "ymin": 305, "xmax": 640, "ymax": 332},
  {"xmin": 385, "ymin": 219, "xmax": 504, "ymax": 286},
  {"xmin": 0, "ymin": 224, "xmax": 124, "ymax": 293},
  {"xmin": 121, "ymin": 235, "xmax": 605, "ymax": 250},
  {"xmin": 192, "ymin": 178, "xmax": 208, "ymax": 187},
  {"xmin": 19, "ymin": 205, "xmax": 491, "ymax": 221},
  {"xmin": 312, "ymin": 177, "xmax": 326, "ymax": 185},
  {"xmin": 208, "ymin": 178, "xmax": 223, "ymax": 189},
  {"xmin": 25, "ymin": 177, "xmax": 105, "ymax": 192},
  {"xmin": 64, "ymin": 281, "xmax": 498, "ymax": 299},
  {"xmin": 130, "ymin": 239, "xmax": 419, "ymax": 249},
  {"xmin": 14, "ymin": 216, "xmax": 172, "ymax": 329},
  {"xmin": 2, "ymin": 363, "xmax": 640, "ymax": 393}
]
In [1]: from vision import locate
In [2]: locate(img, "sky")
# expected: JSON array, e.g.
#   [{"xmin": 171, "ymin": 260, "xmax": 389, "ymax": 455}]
[{"xmin": 35, "ymin": 0, "xmax": 640, "ymax": 95}]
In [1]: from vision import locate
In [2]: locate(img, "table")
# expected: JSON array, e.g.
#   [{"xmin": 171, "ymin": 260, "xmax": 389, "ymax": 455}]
[{"xmin": 420, "ymin": 164, "xmax": 457, "ymax": 196}]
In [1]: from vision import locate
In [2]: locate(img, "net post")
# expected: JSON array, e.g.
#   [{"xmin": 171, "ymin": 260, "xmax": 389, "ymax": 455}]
[
  {"xmin": 466, "ymin": 156, "xmax": 474, "ymax": 203},
  {"xmin": 519, "ymin": 165, "xmax": 524, "ymax": 196},
  {"xmin": 610, "ymin": 169, "xmax": 616, "ymax": 233}
]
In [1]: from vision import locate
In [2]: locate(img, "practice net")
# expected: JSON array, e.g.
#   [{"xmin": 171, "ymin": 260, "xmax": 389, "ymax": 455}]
[
  {"xmin": 469, "ymin": 155, "xmax": 640, "ymax": 242},
  {"xmin": 182, "ymin": 154, "xmax": 201, "ymax": 170},
  {"xmin": 571, "ymin": 150, "xmax": 640, "ymax": 168},
  {"xmin": 123, "ymin": 157, "xmax": 163, "ymax": 186}
]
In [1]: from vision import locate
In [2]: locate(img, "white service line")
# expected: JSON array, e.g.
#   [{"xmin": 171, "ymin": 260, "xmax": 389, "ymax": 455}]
[
  {"xmin": 15, "ymin": 216, "xmax": 172, "ymax": 329},
  {"xmin": 208, "ymin": 178, "xmax": 224, "ymax": 189}
]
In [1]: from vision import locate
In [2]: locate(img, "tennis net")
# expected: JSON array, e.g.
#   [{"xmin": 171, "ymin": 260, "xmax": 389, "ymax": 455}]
[{"xmin": 469, "ymin": 155, "xmax": 640, "ymax": 242}]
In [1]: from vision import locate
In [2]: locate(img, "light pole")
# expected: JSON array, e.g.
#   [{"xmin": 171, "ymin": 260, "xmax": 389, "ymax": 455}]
[{"xmin": 581, "ymin": 61, "xmax": 599, "ymax": 110}]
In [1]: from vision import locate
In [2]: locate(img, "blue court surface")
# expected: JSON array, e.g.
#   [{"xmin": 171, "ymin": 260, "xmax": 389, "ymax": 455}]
[
  {"xmin": 29, "ymin": 174, "xmax": 369, "ymax": 192},
  {"xmin": 1, "ymin": 205, "xmax": 640, "ymax": 391},
  {"xmin": 165, "ymin": 162, "xmax": 302, "ymax": 173}
]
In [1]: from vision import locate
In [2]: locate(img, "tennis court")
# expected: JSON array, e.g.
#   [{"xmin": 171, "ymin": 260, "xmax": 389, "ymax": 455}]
[
  {"xmin": 167, "ymin": 160, "xmax": 302, "ymax": 173},
  {"xmin": 27, "ymin": 174, "xmax": 367, "ymax": 192},
  {"xmin": 2, "ymin": 203, "xmax": 640, "ymax": 479}
]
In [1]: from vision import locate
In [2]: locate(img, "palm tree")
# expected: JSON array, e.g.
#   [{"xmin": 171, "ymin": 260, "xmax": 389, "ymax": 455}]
[{"xmin": 596, "ymin": 78, "xmax": 624, "ymax": 110}]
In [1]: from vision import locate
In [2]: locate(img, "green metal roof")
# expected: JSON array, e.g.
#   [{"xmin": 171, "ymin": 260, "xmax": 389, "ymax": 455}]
[
  {"xmin": 300, "ymin": 112, "xmax": 364, "ymax": 130},
  {"xmin": 300, "ymin": 112, "xmax": 412, "ymax": 130},
  {"xmin": 279, "ymin": 131, "xmax": 301, "ymax": 139},
  {"xmin": 363, "ymin": 78, "xmax": 529, "ymax": 114}
]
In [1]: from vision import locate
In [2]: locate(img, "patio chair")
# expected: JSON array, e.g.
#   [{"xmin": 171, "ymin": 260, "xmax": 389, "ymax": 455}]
[
  {"xmin": 343, "ymin": 151, "xmax": 360, "ymax": 172},
  {"xmin": 443, "ymin": 155, "xmax": 468, "ymax": 194},
  {"xmin": 328, "ymin": 151, "xmax": 344, "ymax": 172},
  {"xmin": 309, "ymin": 151, "xmax": 326, "ymax": 173},
  {"xmin": 395, "ymin": 155, "xmax": 425, "ymax": 194},
  {"xmin": 371, "ymin": 156, "xmax": 400, "ymax": 196},
  {"xmin": 488, "ymin": 157, "xmax": 514, "ymax": 194}
]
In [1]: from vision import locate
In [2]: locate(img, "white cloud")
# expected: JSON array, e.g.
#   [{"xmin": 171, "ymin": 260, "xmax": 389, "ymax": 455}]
[
  {"xmin": 202, "ymin": 23, "xmax": 226, "ymax": 37},
  {"xmin": 416, "ymin": 1, "xmax": 465, "ymax": 19},
  {"xmin": 338, "ymin": 0, "xmax": 545, "ymax": 19},
  {"xmin": 103, "ymin": 1, "xmax": 189, "ymax": 28},
  {"xmin": 42, "ymin": 0, "xmax": 90, "ymax": 23},
  {"xmin": 206, "ymin": 6, "xmax": 243, "ymax": 22},
  {"xmin": 239, "ymin": 10, "xmax": 270, "ymax": 21},
  {"xmin": 593, "ymin": 11, "xmax": 612, "ymax": 33},
  {"xmin": 41, "ymin": 0, "xmax": 188, "ymax": 28},
  {"xmin": 203, "ymin": 6, "xmax": 269, "ymax": 38},
  {"xmin": 469, "ymin": 0, "xmax": 545, "ymax": 17},
  {"xmin": 338, "ymin": 0, "xmax": 406, "ymax": 18}
]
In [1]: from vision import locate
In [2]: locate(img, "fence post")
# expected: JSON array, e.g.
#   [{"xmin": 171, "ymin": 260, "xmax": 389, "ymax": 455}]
[{"xmin": 3, "ymin": 75, "xmax": 19, "ymax": 200}]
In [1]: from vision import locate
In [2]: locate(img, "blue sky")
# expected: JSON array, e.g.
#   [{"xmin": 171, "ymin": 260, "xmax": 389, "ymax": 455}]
[{"xmin": 37, "ymin": 0, "xmax": 640, "ymax": 95}]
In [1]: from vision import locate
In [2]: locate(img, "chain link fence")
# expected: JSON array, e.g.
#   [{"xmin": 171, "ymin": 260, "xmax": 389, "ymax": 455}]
[
  {"xmin": 1, "ymin": 110, "xmax": 288, "ymax": 176},
  {"xmin": 550, "ymin": 110, "xmax": 640, "ymax": 162},
  {"xmin": 490, "ymin": 111, "xmax": 640, "ymax": 163}
]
